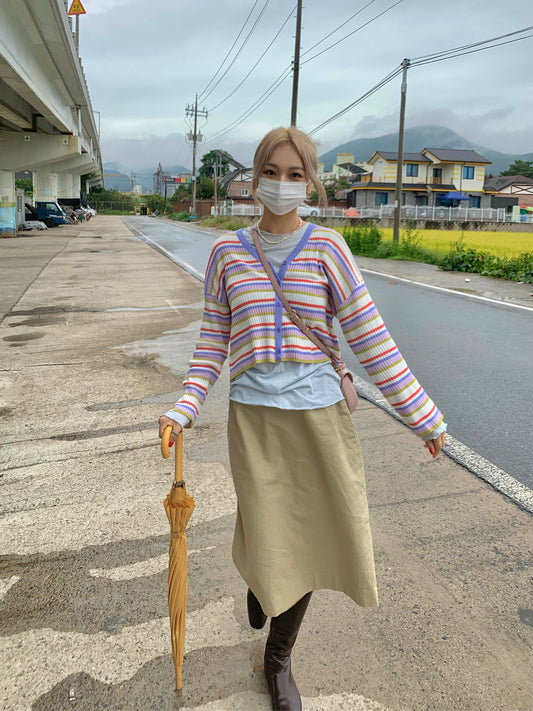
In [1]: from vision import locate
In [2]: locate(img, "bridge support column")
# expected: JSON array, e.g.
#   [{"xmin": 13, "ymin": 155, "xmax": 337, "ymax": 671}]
[
  {"xmin": 57, "ymin": 172, "xmax": 80, "ymax": 199},
  {"xmin": 0, "ymin": 170, "xmax": 16, "ymax": 237},
  {"xmin": 33, "ymin": 171, "xmax": 59, "ymax": 202}
]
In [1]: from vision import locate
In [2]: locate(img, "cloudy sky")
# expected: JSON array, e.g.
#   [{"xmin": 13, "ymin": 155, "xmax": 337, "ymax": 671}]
[{"xmin": 79, "ymin": 0, "xmax": 533, "ymax": 170}]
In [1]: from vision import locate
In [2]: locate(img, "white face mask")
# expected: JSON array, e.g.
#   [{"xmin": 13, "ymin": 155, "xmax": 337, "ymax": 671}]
[{"xmin": 255, "ymin": 177, "xmax": 308, "ymax": 215}]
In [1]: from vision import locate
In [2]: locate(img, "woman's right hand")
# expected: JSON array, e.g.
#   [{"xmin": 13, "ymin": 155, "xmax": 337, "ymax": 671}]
[{"xmin": 158, "ymin": 415, "xmax": 182, "ymax": 441}]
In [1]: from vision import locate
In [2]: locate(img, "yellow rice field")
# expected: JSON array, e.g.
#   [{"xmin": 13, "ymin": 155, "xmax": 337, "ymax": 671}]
[{"xmin": 379, "ymin": 228, "xmax": 533, "ymax": 258}]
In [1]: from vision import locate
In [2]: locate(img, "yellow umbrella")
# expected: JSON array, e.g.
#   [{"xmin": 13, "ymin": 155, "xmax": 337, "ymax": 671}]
[{"xmin": 161, "ymin": 426, "xmax": 195, "ymax": 690}]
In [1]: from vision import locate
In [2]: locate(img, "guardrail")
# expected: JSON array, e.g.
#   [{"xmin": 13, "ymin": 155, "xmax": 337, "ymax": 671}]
[{"xmin": 225, "ymin": 203, "xmax": 518, "ymax": 223}]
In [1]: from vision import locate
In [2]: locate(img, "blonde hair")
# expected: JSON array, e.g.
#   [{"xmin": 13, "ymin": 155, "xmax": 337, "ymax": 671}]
[{"xmin": 252, "ymin": 126, "xmax": 327, "ymax": 205}]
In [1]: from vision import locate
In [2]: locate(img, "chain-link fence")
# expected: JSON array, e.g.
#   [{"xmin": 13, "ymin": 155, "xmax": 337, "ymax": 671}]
[{"xmin": 90, "ymin": 201, "xmax": 134, "ymax": 213}]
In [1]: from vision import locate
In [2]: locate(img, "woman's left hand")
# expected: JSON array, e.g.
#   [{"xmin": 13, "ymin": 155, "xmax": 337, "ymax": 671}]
[{"xmin": 424, "ymin": 431, "xmax": 446, "ymax": 459}]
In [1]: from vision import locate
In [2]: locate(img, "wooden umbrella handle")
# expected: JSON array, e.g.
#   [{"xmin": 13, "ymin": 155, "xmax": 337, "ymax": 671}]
[{"xmin": 161, "ymin": 425, "xmax": 183, "ymax": 482}]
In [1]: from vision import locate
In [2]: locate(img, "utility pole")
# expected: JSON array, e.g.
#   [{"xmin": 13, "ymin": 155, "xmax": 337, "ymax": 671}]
[
  {"xmin": 290, "ymin": 0, "xmax": 303, "ymax": 126},
  {"xmin": 213, "ymin": 159, "xmax": 218, "ymax": 216},
  {"xmin": 185, "ymin": 95, "xmax": 208, "ymax": 216},
  {"xmin": 393, "ymin": 58, "xmax": 410, "ymax": 243}
]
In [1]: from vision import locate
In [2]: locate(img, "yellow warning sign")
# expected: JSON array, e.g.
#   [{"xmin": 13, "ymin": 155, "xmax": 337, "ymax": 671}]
[{"xmin": 68, "ymin": 0, "xmax": 86, "ymax": 15}]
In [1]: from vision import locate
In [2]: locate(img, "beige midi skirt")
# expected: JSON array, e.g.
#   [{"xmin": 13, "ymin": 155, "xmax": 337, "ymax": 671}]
[{"xmin": 227, "ymin": 400, "xmax": 378, "ymax": 617}]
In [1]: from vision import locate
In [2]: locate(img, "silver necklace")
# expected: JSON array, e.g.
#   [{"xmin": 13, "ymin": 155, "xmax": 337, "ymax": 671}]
[{"xmin": 254, "ymin": 218, "xmax": 303, "ymax": 245}]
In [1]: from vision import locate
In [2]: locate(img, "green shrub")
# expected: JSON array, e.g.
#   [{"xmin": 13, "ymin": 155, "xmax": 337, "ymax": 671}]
[
  {"xmin": 343, "ymin": 225, "xmax": 382, "ymax": 256},
  {"xmin": 168, "ymin": 211, "xmax": 191, "ymax": 221},
  {"xmin": 440, "ymin": 240, "xmax": 533, "ymax": 282}
]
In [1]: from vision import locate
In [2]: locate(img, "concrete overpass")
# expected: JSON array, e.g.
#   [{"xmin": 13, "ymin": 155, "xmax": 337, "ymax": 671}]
[{"xmin": 0, "ymin": 0, "xmax": 102, "ymax": 235}]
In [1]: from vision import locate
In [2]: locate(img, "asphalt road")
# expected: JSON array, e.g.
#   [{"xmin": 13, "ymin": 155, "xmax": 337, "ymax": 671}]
[{"xmin": 125, "ymin": 216, "xmax": 533, "ymax": 488}]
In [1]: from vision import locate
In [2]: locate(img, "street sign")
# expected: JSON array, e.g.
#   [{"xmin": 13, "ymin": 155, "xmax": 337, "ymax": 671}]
[{"xmin": 68, "ymin": 0, "xmax": 86, "ymax": 15}]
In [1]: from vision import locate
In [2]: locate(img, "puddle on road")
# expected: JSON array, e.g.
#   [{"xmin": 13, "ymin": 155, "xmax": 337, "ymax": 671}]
[
  {"xmin": 3, "ymin": 331, "xmax": 46, "ymax": 342},
  {"xmin": 115, "ymin": 320, "xmax": 202, "ymax": 377}
]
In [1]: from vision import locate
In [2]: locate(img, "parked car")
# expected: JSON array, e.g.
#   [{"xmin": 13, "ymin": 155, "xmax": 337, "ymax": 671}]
[
  {"xmin": 25, "ymin": 203, "xmax": 38, "ymax": 221},
  {"xmin": 297, "ymin": 203, "xmax": 320, "ymax": 217},
  {"xmin": 30, "ymin": 201, "xmax": 69, "ymax": 227}
]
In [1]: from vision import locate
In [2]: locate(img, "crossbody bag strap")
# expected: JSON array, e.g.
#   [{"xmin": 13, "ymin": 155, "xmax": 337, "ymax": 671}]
[{"xmin": 251, "ymin": 228, "xmax": 341, "ymax": 369}]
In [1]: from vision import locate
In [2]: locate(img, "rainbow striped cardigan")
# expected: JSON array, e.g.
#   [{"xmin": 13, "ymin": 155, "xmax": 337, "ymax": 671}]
[{"xmin": 170, "ymin": 224, "xmax": 444, "ymax": 439}]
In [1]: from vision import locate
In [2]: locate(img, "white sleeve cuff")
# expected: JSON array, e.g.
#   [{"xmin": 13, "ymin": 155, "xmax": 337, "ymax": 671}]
[
  {"xmin": 163, "ymin": 410, "xmax": 192, "ymax": 430},
  {"xmin": 421, "ymin": 422, "xmax": 447, "ymax": 442}
]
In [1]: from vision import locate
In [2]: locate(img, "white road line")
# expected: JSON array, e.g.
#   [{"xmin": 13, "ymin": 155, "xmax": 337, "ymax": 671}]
[{"xmin": 359, "ymin": 267, "xmax": 533, "ymax": 312}]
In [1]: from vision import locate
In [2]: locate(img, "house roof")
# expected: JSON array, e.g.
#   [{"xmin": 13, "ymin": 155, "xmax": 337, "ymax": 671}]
[
  {"xmin": 484, "ymin": 175, "xmax": 533, "ymax": 191},
  {"xmin": 370, "ymin": 152, "xmax": 431, "ymax": 163},
  {"xmin": 219, "ymin": 167, "xmax": 252, "ymax": 189},
  {"xmin": 422, "ymin": 148, "xmax": 490, "ymax": 164},
  {"xmin": 336, "ymin": 162, "xmax": 369, "ymax": 174}
]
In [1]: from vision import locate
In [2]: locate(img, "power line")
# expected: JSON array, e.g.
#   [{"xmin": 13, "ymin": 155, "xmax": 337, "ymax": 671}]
[
  {"xmin": 197, "ymin": 0, "xmax": 261, "ymax": 102},
  {"xmin": 308, "ymin": 65, "xmax": 403, "ymax": 135},
  {"xmin": 308, "ymin": 25, "xmax": 533, "ymax": 137},
  {"xmin": 301, "ymin": 0, "xmax": 377, "ymax": 58},
  {"xmin": 208, "ymin": 4, "xmax": 296, "ymax": 112},
  {"xmin": 301, "ymin": 0, "xmax": 404, "ymax": 66},
  {"xmin": 411, "ymin": 24, "xmax": 533, "ymax": 62},
  {"xmin": 199, "ymin": 0, "xmax": 271, "ymax": 104},
  {"xmin": 204, "ymin": 0, "xmax": 403, "ymax": 143},
  {"xmin": 410, "ymin": 32, "xmax": 533, "ymax": 68},
  {"xmin": 206, "ymin": 66, "xmax": 293, "ymax": 144}
]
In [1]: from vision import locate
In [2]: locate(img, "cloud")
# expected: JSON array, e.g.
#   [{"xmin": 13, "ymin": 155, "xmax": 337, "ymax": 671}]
[{"xmin": 81, "ymin": 0, "xmax": 136, "ymax": 14}]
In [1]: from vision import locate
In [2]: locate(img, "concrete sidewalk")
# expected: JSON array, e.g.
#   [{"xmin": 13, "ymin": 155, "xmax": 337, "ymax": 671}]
[{"xmin": 0, "ymin": 216, "xmax": 531, "ymax": 711}]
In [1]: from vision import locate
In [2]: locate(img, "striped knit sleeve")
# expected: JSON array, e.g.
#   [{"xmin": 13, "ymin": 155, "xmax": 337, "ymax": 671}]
[
  {"xmin": 168, "ymin": 240, "xmax": 231, "ymax": 427},
  {"xmin": 324, "ymin": 231, "xmax": 444, "ymax": 439}
]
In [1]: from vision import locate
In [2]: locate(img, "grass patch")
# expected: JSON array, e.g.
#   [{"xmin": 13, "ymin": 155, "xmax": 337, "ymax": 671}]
[
  {"xmin": 342, "ymin": 221, "xmax": 533, "ymax": 282},
  {"xmin": 380, "ymin": 227, "xmax": 533, "ymax": 258},
  {"xmin": 198, "ymin": 215, "xmax": 256, "ymax": 231}
]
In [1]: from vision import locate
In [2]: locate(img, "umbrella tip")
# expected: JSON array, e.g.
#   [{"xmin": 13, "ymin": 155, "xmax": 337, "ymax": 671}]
[{"xmin": 175, "ymin": 666, "xmax": 182, "ymax": 690}]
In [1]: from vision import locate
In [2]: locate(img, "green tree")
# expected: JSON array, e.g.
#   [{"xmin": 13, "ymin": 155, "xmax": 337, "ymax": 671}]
[
  {"xmin": 196, "ymin": 176, "xmax": 214, "ymax": 199},
  {"xmin": 81, "ymin": 171, "xmax": 100, "ymax": 193},
  {"xmin": 15, "ymin": 178, "xmax": 34, "ymax": 197},
  {"xmin": 198, "ymin": 149, "xmax": 233, "ymax": 178},
  {"xmin": 501, "ymin": 160, "xmax": 533, "ymax": 178}
]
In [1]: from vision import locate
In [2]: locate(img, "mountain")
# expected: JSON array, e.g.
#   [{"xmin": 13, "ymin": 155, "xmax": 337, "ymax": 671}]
[{"xmin": 318, "ymin": 125, "xmax": 533, "ymax": 175}]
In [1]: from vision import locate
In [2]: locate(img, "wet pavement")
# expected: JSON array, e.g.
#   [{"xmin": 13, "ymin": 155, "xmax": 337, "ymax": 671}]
[{"xmin": 0, "ymin": 216, "xmax": 532, "ymax": 711}]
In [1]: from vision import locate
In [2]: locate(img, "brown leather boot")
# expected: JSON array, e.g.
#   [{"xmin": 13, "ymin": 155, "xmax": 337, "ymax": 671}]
[
  {"xmin": 247, "ymin": 588, "xmax": 267, "ymax": 629},
  {"xmin": 264, "ymin": 592, "xmax": 312, "ymax": 711}
]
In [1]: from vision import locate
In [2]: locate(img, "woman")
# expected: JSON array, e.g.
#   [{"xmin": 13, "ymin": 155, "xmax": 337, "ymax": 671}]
[{"xmin": 159, "ymin": 126, "xmax": 446, "ymax": 711}]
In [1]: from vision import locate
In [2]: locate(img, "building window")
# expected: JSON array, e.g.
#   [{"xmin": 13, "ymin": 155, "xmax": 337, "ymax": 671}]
[
  {"xmin": 406, "ymin": 163, "xmax": 418, "ymax": 177},
  {"xmin": 375, "ymin": 192, "xmax": 388, "ymax": 206},
  {"xmin": 241, "ymin": 189, "xmax": 249, "ymax": 196},
  {"xmin": 415, "ymin": 195, "xmax": 428, "ymax": 206},
  {"xmin": 463, "ymin": 165, "xmax": 475, "ymax": 180},
  {"xmin": 470, "ymin": 195, "xmax": 481, "ymax": 208}
]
